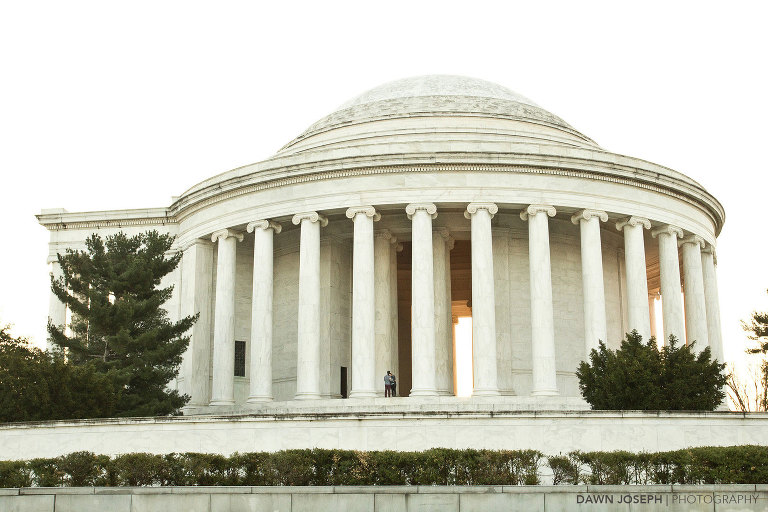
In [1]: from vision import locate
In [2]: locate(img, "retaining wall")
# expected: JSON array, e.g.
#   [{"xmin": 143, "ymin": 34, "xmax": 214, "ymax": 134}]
[{"xmin": 1, "ymin": 485, "xmax": 767, "ymax": 511}]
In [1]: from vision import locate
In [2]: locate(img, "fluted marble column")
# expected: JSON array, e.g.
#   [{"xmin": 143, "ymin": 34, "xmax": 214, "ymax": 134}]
[
  {"xmin": 347, "ymin": 206, "xmax": 380, "ymax": 399},
  {"xmin": 292, "ymin": 211, "xmax": 328, "ymax": 400},
  {"xmin": 466, "ymin": 203, "xmax": 500, "ymax": 396},
  {"xmin": 406, "ymin": 203, "xmax": 438, "ymax": 397},
  {"xmin": 521, "ymin": 205, "xmax": 558, "ymax": 396},
  {"xmin": 246, "ymin": 220, "xmax": 281, "ymax": 403},
  {"xmin": 680, "ymin": 235, "xmax": 709, "ymax": 352},
  {"xmin": 180, "ymin": 239, "xmax": 214, "ymax": 409},
  {"xmin": 652, "ymin": 225, "xmax": 685, "ymax": 345},
  {"xmin": 433, "ymin": 227, "xmax": 455, "ymax": 396},
  {"xmin": 374, "ymin": 230, "xmax": 396, "ymax": 396},
  {"xmin": 571, "ymin": 209, "xmax": 608, "ymax": 355},
  {"xmin": 702, "ymin": 246, "xmax": 724, "ymax": 363},
  {"xmin": 210, "ymin": 228, "xmax": 244, "ymax": 406},
  {"xmin": 616, "ymin": 217, "xmax": 652, "ymax": 340},
  {"xmin": 47, "ymin": 258, "xmax": 66, "ymax": 351}
]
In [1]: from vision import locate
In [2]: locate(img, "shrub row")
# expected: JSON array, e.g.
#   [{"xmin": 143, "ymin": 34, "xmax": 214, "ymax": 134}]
[
  {"xmin": 0, "ymin": 449, "xmax": 542, "ymax": 487},
  {"xmin": 549, "ymin": 446, "xmax": 768, "ymax": 485},
  {"xmin": 1, "ymin": 446, "xmax": 765, "ymax": 488}
]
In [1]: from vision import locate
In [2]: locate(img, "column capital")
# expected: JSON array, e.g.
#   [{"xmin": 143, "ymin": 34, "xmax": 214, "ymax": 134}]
[
  {"xmin": 679, "ymin": 234, "xmax": 706, "ymax": 249},
  {"xmin": 464, "ymin": 202, "xmax": 498, "ymax": 219},
  {"xmin": 211, "ymin": 229, "xmax": 244, "ymax": 243},
  {"xmin": 395, "ymin": 243, "xmax": 404, "ymax": 252},
  {"xmin": 571, "ymin": 209, "xmax": 608, "ymax": 224},
  {"xmin": 520, "ymin": 204, "xmax": 556, "ymax": 221},
  {"xmin": 615, "ymin": 216, "xmax": 651, "ymax": 231},
  {"xmin": 246, "ymin": 220, "xmax": 282, "ymax": 234},
  {"xmin": 345, "ymin": 205, "xmax": 381, "ymax": 221},
  {"xmin": 406, "ymin": 203, "xmax": 437, "ymax": 219},
  {"xmin": 292, "ymin": 211, "xmax": 328, "ymax": 227},
  {"xmin": 702, "ymin": 244, "xmax": 717, "ymax": 264},
  {"xmin": 651, "ymin": 224, "xmax": 684, "ymax": 239},
  {"xmin": 434, "ymin": 227, "xmax": 455, "ymax": 250},
  {"xmin": 375, "ymin": 229, "xmax": 396, "ymax": 243}
]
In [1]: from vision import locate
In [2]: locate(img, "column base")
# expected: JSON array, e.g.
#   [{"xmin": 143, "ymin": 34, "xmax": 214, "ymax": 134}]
[
  {"xmin": 409, "ymin": 388, "xmax": 439, "ymax": 397},
  {"xmin": 294, "ymin": 392, "xmax": 322, "ymax": 400},
  {"xmin": 246, "ymin": 395, "xmax": 274, "ymax": 404},
  {"xmin": 437, "ymin": 390, "xmax": 454, "ymax": 396},
  {"xmin": 349, "ymin": 390, "xmax": 378, "ymax": 399},
  {"xmin": 209, "ymin": 399, "xmax": 235, "ymax": 406},
  {"xmin": 531, "ymin": 389, "xmax": 559, "ymax": 397},
  {"xmin": 472, "ymin": 388, "xmax": 501, "ymax": 397}
]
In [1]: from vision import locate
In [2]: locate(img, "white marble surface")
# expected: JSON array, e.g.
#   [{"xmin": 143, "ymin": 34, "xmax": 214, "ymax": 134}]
[
  {"xmin": 522, "ymin": 206, "xmax": 558, "ymax": 396},
  {"xmin": 653, "ymin": 225, "xmax": 685, "ymax": 344},
  {"xmin": 2, "ymin": 403, "xmax": 766, "ymax": 460},
  {"xmin": 617, "ymin": 217, "xmax": 651, "ymax": 341},
  {"xmin": 407, "ymin": 203, "xmax": 438, "ymax": 396},
  {"xmin": 246, "ymin": 220, "xmax": 279, "ymax": 402},
  {"xmin": 467, "ymin": 203, "xmax": 499, "ymax": 396},
  {"xmin": 432, "ymin": 228, "xmax": 453, "ymax": 396},
  {"xmin": 348, "ymin": 207, "xmax": 378, "ymax": 398},
  {"xmin": 293, "ymin": 213, "xmax": 326, "ymax": 400},
  {"xmin": 210, "ymin": 230, "xmax": 242, "ymax": 405},
  {"xmin": 681, "ymin": 236, "xmax": 709, "ymax": 352},
  {"xmin": 572, "ymin": 210, "xmax": 608, "ymax": 355},
  {"xmin": 702, "ymin": 248, "xmax": 724, "ymax": 363}
]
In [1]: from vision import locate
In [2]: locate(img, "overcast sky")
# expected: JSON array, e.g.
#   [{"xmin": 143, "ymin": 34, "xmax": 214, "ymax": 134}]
[{"xmin": 1, "ymin": 1, "xmax": 766, "ymax": 374}]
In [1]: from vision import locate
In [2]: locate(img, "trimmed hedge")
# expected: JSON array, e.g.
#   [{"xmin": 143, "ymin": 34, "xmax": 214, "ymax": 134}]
[
  {"xmin": 0, "ymin": 449, "xmax": 541, "ymax": 487},
  {"xmin": 0, "ymin": 446, "xmax": 765, "ymax": 487}
]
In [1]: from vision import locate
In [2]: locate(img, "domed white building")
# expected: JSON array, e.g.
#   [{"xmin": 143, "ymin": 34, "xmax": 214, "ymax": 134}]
[
  {"xmin": 39, "ymin": 75, "xmax": 725, "ymax": 410},
  {"xmin": 27, "ymin": 76, "xmax": 741, "ymax": 458}
]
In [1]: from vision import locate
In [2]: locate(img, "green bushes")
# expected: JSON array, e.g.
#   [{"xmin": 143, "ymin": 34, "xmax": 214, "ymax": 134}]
[
  {"xmin": 0, "ymin": 449, "xmax": 541, "ymax": 487},
  {"xmin": 0, "ymin": 446, "xmax": 766, "ymax": 487},
  {"xmin": 548, "ymin": 446, "xmax": 768, "ymax": 485}
]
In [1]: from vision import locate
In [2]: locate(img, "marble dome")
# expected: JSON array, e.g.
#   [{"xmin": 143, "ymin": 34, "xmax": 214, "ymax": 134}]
[{"xmin": 277, "ymin": 74, "xmax": 599, "ymax": 157}]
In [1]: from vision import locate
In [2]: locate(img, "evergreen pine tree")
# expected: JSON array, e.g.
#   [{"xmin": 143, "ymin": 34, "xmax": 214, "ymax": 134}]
[
  {"xmin": 48, "ymin": 231, "xmax": 196, "ymax": 417},
  {"xmin": 577, "ymin": 330, "xmax": 726, "ymax": 410}
]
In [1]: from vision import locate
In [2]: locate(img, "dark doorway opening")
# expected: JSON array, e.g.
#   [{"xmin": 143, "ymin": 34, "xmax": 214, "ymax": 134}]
[{"xmin": 340, "ymin": 366, "xmax": 348, "ymax": 398}]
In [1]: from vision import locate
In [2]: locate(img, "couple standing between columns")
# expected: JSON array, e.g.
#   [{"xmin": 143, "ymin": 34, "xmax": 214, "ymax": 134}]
[{"xmin": 384, "ymin": 371, "xmax": 397, "ymax": 397}]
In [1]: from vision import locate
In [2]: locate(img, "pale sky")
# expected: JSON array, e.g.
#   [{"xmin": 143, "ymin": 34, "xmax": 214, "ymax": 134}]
[{"xmin": 1, "ymin": 1, "xmax": 766, "ymax": 376}]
